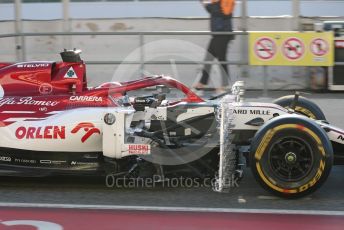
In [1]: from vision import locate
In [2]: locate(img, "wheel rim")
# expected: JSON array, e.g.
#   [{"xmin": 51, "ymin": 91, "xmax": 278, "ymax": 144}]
[{"xmin": 268, "ymin": 136, "xmax": 314, "ymax": 182}]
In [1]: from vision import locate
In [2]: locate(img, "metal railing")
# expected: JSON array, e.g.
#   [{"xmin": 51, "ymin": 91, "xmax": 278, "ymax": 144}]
[
  {"xmin": 1, "ymin": 30, "xmax": 342, "ymax": 94},
  {"xmin": 0, "ymin": 31, "xmax": 248, "ymax": 67}
]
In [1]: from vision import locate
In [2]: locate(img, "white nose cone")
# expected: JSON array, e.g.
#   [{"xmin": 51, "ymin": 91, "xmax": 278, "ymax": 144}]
[{"xmin": 0, "ymin": 85, "xmax": 3, "ymax": 98}]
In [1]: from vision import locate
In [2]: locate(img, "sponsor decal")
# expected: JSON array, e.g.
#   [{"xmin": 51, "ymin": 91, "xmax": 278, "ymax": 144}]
[
  {"xmin": 40, "ymin": 160, "xmax": 51, "ymax": 164},
  {"xmin": 14, "ymin": 158, "xmax": 36, "ymax": 164},
  {"xmin": 40, "ymin": 160, "xmax": 66, "ymax": 165},
  {"xmin": 135, "ymin": 98, "xmax": 151, "ymax": 103},
  {"xmin": 71, "ymin": 122, "xmax": 100, "ymax": 143},
  {"xmin": 128, "ymin": 144, "xmax": 150, "ymax": 155},
  {"xmin": 39, "ymin": 107, "xmax": 48, "ymax": 112},
  {"xmin": 64, "ymin": 66, "xmax": 78, "ymax": 79},
  {"xmin": 70, "ymin": 96, "xmax": 103, "ymax": 102},
  {"xmin": 233, "ymin": 109, "xmax": 248, "ymax": 114},
  {"xmin": 17, "ymin": 63, "xmax": 50, "ymax": 68},
  {"xmin": 233, "ymin": 109, "xmax": 271, "ymax": 115},
  {"xmin": 250, "ymin": 110, "xmax": 271, "ymax": 115},
  {"xmin": 0, "ymin": 97, "xmax": 59, "ymax": 107},
  {"xmin": 39, "ymin": 83, "xmax": 53, "ymax": 95},
  {"xmin": 0, "ymin": 156, "xmax": 11, "ymax": 162},
  {"xmin": 70, "ymin": 161, "xmax": 98, "ymax": 166},
  {"xmin": 16, "ymin": 126, "xmax": 66, "ymax": 140},
  {"xmin": 338, "ymin": 135, "xmax": 344, "ymax": 142}
]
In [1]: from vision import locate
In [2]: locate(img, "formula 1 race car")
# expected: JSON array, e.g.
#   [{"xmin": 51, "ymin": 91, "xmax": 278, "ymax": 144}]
[{"xmin": 0, "ymin": 49, "xmax": 343, "ymax": 198}]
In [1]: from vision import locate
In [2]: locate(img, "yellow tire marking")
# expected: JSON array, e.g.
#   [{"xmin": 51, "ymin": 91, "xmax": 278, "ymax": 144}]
[
  {"xmin": 256, "ymin": 162, "xmax": 297, "ymax": 194},
  {"xmin": 255, "ymin": 129, "xmax": 275, "ymax": 160},
  {"xmin": 285, "ymin": 106, "xmax": 317, "ymax": 119},
  {"xmin": 295, "ymin": 106, "xmax": 316, "ymax": 119}
]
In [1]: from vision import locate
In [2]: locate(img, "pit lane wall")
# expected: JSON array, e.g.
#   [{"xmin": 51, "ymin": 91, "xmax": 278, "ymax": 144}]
[{"xmin": 1, "ymin": 17, "xmax": 343, "ymax": 90}]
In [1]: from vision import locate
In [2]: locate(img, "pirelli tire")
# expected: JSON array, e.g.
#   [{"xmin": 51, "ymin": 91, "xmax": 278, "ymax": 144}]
[
  {"xmin": 273, "ymin": 95, "xmax": 326, "ymax": 120},
  {"xmin": 249, "ymin": 115, "xmax": 333, "ymax": 198}
]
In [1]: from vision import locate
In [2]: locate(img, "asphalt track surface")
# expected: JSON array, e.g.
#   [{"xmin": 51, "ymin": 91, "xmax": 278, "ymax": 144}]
[{"xmin": 1, "ymin": 91, "xmax": 344, "ymax": 212}]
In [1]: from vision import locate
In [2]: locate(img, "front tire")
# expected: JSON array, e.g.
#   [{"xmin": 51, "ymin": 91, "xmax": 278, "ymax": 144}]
[
  {"xmin": 249, "ymin": 115, "xmax": 333, "ymax": 198},
  {"xmin": 274, "ymin": 95, "xmax": 326, "ymax": 120}
]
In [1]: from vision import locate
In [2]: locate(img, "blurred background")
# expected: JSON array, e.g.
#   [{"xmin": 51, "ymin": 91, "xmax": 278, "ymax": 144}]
[{"xmin": 0, "ymin": 0, "xmax": 343, "ymax": 90}]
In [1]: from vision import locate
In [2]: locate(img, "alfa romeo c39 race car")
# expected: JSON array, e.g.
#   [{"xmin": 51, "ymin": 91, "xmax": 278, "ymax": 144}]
[{"xmin": 0, "ymin": 49, "xmax": 343, "ymax": 198}]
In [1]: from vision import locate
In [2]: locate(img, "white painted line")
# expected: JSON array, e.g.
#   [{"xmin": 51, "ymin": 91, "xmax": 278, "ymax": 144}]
[
  {"xmin": 258, "ymin": 195, "xmax": 312, "ymax": 201},
  {"xmin": 0, "ymin": 202, "xmax": 344, "ymax": 216},
  {"xmin": 257, "ymin": 195, "xmax": 282, "ymax": 200},
  {"xmin": 3, "ymin": 118, "xmax": 45, "ymax": 122},
  {"xmin": 46, "ymin": 111, "xmax": 62, "ymax": 115},
  {"xmin": 1, "ymin": 111, "xmax": 36, "ymax": 114}
]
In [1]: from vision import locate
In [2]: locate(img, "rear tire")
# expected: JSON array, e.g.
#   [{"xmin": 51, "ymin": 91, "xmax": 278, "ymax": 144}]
[
  {"xmin": 249, "ymin": 115, "xmax": 333, "ymax": 198},
  {"xmin": 274, "ymin": 95, "xmax": 326, "ymax": 120}
]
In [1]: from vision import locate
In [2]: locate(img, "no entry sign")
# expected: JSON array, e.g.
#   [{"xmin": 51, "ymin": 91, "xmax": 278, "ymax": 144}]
[{"xmin": 249, "ymin": 31, "xmax": 334, "ymax": 66}]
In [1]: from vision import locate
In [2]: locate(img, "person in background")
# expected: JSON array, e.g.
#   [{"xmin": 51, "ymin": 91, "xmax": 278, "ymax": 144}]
[{"xmin": 194, "ymin": 0, "xmax": 235, "ymax": 94}]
